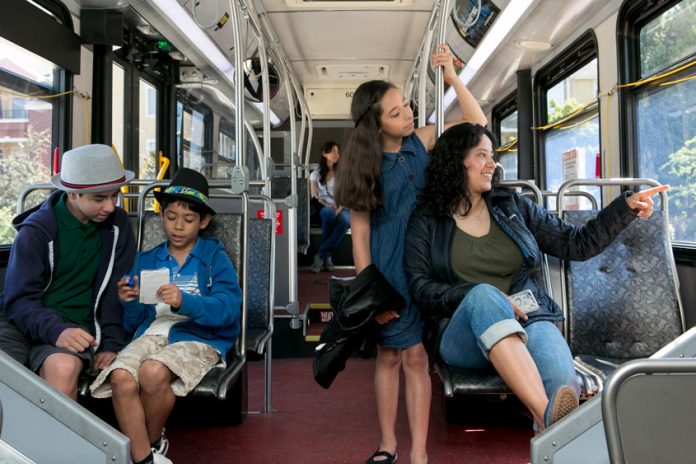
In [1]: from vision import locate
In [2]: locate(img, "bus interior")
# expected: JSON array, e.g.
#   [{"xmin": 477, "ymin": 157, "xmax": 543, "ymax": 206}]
[{"xmin": 1, "ymin": 0, "xmax": 695, "ymax": 462}]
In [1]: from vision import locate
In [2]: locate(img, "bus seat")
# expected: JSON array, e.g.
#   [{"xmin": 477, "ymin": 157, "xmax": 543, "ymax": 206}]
[
  {"xmin": 271, "ymin": 176, "xmax": 310, "ymax": 254},
  {"xmin": 0, "ymin": 350, "xmax": 130, "ymax": 463},
  {"xmin": 602, "ymin": 357, "xmax": 696, "ymax": 464},
  {"xmin": 133, "ymin": 211, "xmax": 248, "ymax": 424},
  {"xmin": 246, "ymin": 216, "xmax": 274, "ymax": 359},
  {"xmin": 531, "ymin": 327, "xmax": 696, "ymax": 464},
  {"xmin": 432, "ymin": 180, "xmax": 594, "ymax": 422},
  {"xmin": 563, "ymin": 209, "xmax": 684, "ymax": 386}
]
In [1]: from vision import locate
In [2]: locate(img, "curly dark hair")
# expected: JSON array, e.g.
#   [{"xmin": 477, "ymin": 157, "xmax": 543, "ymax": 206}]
[{"xmin": 419, "ymin": 122, "xmax": 500, "ymax": 217}]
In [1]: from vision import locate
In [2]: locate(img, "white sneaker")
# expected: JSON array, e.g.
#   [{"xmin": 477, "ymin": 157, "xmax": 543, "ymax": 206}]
[
  {"xmin": 152, "ymin": 449, "xmax": 173, "ymax": 464},
  {"xmin": 154, "ymin": 430, "xmax": 169, "ymax": 456}
]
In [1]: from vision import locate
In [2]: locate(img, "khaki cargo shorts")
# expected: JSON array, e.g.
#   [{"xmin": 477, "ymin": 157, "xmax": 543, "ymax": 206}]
[{"xmin": 90, "ymin": 335, "xmax": 221, "ymax": 398}]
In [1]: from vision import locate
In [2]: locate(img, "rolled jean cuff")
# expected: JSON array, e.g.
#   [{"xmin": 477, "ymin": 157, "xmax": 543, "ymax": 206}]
[{"xmin": 478, "ymin": 319, "xmax": 527, "ymax": 359}]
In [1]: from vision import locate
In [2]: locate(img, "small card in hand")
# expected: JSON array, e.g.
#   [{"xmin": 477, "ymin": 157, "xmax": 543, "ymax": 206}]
[{"xmin": 507, "ymin": 289, "xmax": 540, "ymax": 314}]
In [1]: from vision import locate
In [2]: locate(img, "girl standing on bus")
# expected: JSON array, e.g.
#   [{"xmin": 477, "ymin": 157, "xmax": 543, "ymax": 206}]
[
  {"xmin": 309, "ymin": 141, "xmax": 350, "ymax": 273},
  {"xmin": 334, "ymin": 44, "xmax": 486, "ymax": 464}
]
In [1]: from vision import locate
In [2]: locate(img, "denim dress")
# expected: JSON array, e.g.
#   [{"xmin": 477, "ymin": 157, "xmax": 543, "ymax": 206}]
[{"xmin": 370, "ymin": 134, "xmax": 427, "ymax": 348}]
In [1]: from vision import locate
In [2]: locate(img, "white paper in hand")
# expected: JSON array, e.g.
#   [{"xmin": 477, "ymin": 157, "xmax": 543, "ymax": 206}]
[{"xmin": 139, "ymin": 268, "xmax": 170, "ymax": 304}]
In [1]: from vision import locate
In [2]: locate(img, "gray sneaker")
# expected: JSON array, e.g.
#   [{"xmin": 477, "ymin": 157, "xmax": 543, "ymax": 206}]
[
  {"xmin": 310, "ymin": 255, "xmax": 323, "ymax": 273},
  {"xmin": 323, "ymin": 257, "xmax": 335, "ymax": 271}
]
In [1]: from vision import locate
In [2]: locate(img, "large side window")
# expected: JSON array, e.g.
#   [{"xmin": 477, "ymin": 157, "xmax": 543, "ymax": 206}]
[
  {"xmin": 217, "ymin": 118, "xmax": 236, "ymax": 179},
  {"xmin": 112, "ymin": 63, "xmax": 125, "ymax": 162},
  {"xmin": 176, "ymin": 99, "xmax": 212, "ymax": 176},
  {"xmin": 0, "ymin": 36, "xmax": 61, "ymax": 244},
  {"xmin": 535, "ymin": 33, "xmax": 600, "ymax": 210},
  {"xmin": 620, "ymin": 0, "xmax": 696, "ymax": 245},
  {"xmin": 492, "ymin": 93, "xmax": 518, "ymax": 180},
  {"xmin": 139, "ymin": 78, "xmax": 158, "ymax": 178}
]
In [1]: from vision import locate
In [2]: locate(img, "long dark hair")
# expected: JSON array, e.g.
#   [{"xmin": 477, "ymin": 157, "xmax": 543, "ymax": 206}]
[
  {"xmin": 420, "ymin": 123, "xmax": 500, "ymax": 216},
  {"xmin": 335, "ymin": 80, "xmax": 396, "ymax": 211},
  {"xmin": 318, "ymin": 141, "xmax": 338, "ymax": 185}
]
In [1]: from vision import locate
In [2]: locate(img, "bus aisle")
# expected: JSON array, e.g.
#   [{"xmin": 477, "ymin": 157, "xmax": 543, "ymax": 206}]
[{"xmin": 164, "ymin": 357, "xmax": 533, "ymax": 463}]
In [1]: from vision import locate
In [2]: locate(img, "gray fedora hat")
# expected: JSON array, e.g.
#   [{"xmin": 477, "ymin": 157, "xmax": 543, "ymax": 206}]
[{"xmin": 51, "ymin": 144, "xmax": 135, "ymax": 193}]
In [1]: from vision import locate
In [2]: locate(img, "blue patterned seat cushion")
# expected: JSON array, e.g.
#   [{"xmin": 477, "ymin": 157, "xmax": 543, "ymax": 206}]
[{"xmin": 564, "ymin": 210, "xmax": 682, "ymax": 359}]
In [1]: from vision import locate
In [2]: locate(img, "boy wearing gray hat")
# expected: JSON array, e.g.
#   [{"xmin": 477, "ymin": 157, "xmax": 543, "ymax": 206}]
[{"xmin": 0, "ymin": 144, "xmax": 136, "ymax": 400}]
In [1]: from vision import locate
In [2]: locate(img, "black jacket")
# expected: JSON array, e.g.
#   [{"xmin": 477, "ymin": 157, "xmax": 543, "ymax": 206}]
[
  {"xmin": 314, "ymin": 265, "xmax": 404, "ymax": 388},
  {"xmin": 403, "ymin": 187, "xmax": 637, "ymax": 355}
]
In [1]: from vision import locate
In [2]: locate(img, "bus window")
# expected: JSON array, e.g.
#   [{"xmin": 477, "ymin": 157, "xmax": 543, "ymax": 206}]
[
  {"xmin": 139, "ymin": 78, "xmax": 158, "ymax": 179},
  {"xmin": 492, "ymin": 92, "xmax": 518, "ymax": 180},
  {"xmin": 498, "ymin": 110, "xmax": 518, "ymax": 179},
  {"xmin": 536, "ymin": 33, "xmax": 600, "ymax": 210},
  {"xmin": 0, "ymin": 36, "xmax": 59, "ymax": 244},
  {"xmin": 622, "ymin": 0, "xmax": 696, "ymax": 244},
  {"xmin": 177, "ymin": 100, "xmax": 211, "ymax": 176},
  {"xmin": 217, "ymin": 118, "xmax": 236, "ymax": 179},
  {"xmin": 638, "ymin": 0, "xmax": 696, "ymax": 79},
  {"xmin": 112, "ymin": 63, "xmax": 125, "ymax": 162}
]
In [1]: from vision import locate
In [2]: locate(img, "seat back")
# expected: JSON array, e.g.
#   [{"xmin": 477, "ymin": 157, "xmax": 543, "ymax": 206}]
[
  {"xmin": 602, "ymin": 358, "xmax": 696, "ymax": 464},
  {"xmin": 246, "ymin": 215, "xmax": 274, "ymax": 355},
  {"xmin": 139, "ymin": 211, "xmax": 245, "ymax": 360},
  {"xmin": 531, "ymin": 327, "xmax": 696, "ymax": 464},
  {"xmin": 140, "ymin": 212, "xmax": 243, "ymax": 271},
  {"xmin": 563, "ymin": 210, "xmax": 683, "ymax": 359},
  {"xmin": 0, "ymin": 351, "xmax": 130, "ymax": 462}
]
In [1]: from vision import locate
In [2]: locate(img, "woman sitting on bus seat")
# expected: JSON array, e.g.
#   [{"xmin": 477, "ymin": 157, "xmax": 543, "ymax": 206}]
[
  {"xmin": 403, "ymin": 122, "xmax": 668, "ymax": 431},
  {"xmin": 309, "ymin": 141, "xmax": 350, "ymax": 273},
  {"xmin": 334, "ymin": 44, "xmax": 487, "ymax": 464}
]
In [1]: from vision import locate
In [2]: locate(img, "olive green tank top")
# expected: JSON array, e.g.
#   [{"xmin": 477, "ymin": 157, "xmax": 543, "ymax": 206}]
[{"xmin": 451, "ymin": 218, "xmax": 524, "ymax": 294}]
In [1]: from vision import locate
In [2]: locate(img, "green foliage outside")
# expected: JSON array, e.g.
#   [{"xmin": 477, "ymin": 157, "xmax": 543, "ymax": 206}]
[
  {"xmin": 660, "ymin": 136, "xmax": 696, "ymax": 241},
  {"xmin": 547, "ymin": 98, "xmax": 586, "ymax": 125},
  {"xmin": 0, "ymin": 128, "xmax": 51, "ymax": 244},
  {"xmin": 639, "ymin": 0, "xmax": 696, "ymax": 78}
]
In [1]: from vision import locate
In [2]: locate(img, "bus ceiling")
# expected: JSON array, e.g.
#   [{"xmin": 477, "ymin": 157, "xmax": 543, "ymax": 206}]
[{"xmin": 67, "ymin": 0, "xmax": 613, "ymax": 122}]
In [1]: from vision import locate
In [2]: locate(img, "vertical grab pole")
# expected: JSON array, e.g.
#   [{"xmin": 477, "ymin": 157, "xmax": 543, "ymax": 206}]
[
  {"xmin": 284, "ymin": 64, "xmax": 301, "ymax": 330},
  {"xmin": 290, "ymin": 72, "xmax": 313, "ymax": 255},
  {"xmin": 258, "ymin": 32, "xmax": 272, "ymax": 196},
  {"xmin": 228, "ymin": 0, "xmax": 244, "ymax": 169},
  {"xmin": 255, "ymin": 11, "xmax": 274, "ymax": 414},
  {"xmin": 227, "ymin": 0, "xmax": 249, "ymax": 196},
  {"xmin": 435, "ymin": 0, "xmax": 454, "ymax": 137},
  {"xmin": 418, "ymin": 29, "xmax": 433, "ymax": 128}
]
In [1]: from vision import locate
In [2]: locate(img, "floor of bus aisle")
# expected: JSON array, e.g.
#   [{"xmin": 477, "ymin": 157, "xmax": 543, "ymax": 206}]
[{"xmin": 164, "ymin": 357, "xmax": 533, "ymax": 463}]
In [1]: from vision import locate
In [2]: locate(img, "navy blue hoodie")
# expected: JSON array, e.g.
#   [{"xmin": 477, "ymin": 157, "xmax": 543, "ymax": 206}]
[{"xmin": 1, "ymin": 190, "xmax": 135, "ymax": 353}]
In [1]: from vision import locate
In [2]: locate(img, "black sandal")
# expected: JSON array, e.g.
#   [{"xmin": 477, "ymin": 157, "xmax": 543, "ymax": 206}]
[{"xmin": 365, "ymin": 450, "xmax": 397, "ymax": 464}]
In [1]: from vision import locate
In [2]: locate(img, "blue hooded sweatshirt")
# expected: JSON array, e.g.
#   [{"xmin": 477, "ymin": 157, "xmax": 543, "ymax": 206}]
[
  {"xmin": 2, "ymin": 190, "xmax": 135, "ymax": 353},
  {"xmin": 122, "ymin": 236, "xmax": 241, "ymax": 359}
]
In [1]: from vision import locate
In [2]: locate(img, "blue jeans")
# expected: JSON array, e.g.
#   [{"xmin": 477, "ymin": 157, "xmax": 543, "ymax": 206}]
[
  {"xmin": 318, "ymin": 207, "xmax": 350, "ymax": 259},
  {"xmin": 439, "ymin": 284, "xmax": 579, "ymax": 399}
]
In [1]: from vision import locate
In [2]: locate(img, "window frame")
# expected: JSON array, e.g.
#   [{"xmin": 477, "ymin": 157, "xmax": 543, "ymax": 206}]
[
  {"xmin": 0, "ymin": 2, "xmax": 73, "ymax": 250},
  {"xmin": 618, "ymin": 0, "xmax": 696, "ymax": 257},
  {"xmin": 175, "ymin": 94, "xmax": 213, "ymax": 176},
  {"xmin": 534, "ymin": 30, "xmax": 600, "ymax": 192},
  {"xmin": 113, "ymin": 54, "xmax": 163, "ymax": 178},
  {"xmin": 492, "ymin": 91, "xmax": 518, "ymax": 178}
]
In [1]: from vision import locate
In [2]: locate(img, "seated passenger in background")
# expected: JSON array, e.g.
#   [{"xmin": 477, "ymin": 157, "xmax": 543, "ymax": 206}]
[
  {"xmin": 0, "ymin": 144, "xmax": 135, "ymax": 399},
  {"xmin": 404, "ymin": 122, "xmax": 667, "ymax": 431},
  {"xmin": 90, "ymin": 168, "xmax": 242, "ymax": 464},
  {"xmin": 309, "ymin": 141, "xmax": 350, "ymax": 273}
]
